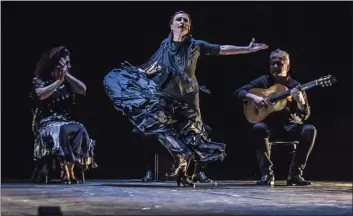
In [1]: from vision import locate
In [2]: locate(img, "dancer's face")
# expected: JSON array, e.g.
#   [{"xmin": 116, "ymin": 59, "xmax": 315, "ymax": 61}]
[{"xmin": 170, "ymin": 13, "xmax": 191, "ymax": 37}]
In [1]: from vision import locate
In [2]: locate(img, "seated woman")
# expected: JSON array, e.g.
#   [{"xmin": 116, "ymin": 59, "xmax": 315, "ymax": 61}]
[{"xmin": 31, "ymin": 46, "xmax": 97, "ymax": 184}]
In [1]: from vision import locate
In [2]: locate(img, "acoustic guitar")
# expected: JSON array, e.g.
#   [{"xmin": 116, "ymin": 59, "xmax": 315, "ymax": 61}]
[{"xmin": 243, "ymin": 75, "xmax": 337, "ymax": 123}]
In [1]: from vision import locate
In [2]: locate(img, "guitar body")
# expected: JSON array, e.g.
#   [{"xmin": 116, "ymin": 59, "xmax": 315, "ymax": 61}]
[{"xmin": 244, "ymin": 84, "xmax": 289, "ymax": 123}]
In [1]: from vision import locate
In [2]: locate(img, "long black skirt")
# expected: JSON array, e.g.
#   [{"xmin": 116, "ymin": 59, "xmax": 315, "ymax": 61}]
[
  {"xmin": 103, "ymin": 68, "xmax": 226, "ymax": 164},
  {"xmin": 33, "ymin": 115, "xmax": 96, "ymax": 167}
]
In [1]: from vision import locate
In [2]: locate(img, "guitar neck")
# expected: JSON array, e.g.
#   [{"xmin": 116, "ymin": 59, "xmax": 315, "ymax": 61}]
[{"xmin": 269, "ymin": 80, "xmax": 318, "ymax": 102}]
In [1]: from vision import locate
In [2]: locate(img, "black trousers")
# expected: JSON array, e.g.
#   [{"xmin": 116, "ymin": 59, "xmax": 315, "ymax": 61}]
[{"xmin": 252, "ymin": 122, "xmax": 317, "ymax": 177}]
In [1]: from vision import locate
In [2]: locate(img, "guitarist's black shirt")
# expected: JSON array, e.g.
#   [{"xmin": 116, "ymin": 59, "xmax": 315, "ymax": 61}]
[{"xmin": 234, "ymin": 74, "xmax": 311, "ymax": 126}]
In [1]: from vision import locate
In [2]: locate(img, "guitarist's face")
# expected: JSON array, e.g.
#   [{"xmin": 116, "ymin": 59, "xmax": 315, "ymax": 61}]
[{"xmin": 270, "ymin": 57, "xmax": 290, "ymax": 79}]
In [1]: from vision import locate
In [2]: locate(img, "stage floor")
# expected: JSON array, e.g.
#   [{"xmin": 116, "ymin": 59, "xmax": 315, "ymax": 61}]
[{"xmin": 1, "ymin": 179, "xmax": 352, "ymax": 215}]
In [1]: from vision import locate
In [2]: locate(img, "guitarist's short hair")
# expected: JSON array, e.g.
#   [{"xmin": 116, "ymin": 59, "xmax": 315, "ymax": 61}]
[{"xmin": 270, "ymin": 49, "xmax": 290, "ymax": 65}]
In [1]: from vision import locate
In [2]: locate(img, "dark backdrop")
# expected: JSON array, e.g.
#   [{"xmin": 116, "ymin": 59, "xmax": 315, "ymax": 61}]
[{"xmin": 2, "ymin": 2, "xmax": 352, "ymax": 181}]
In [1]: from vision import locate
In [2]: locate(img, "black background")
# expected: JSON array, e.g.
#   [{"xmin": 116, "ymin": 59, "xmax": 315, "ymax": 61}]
[{"xmin": 2, "ymin": 2, "xmax": 352, "ymax": 181}]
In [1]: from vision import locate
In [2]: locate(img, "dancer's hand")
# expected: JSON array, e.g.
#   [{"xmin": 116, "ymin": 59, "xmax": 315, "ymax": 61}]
[
  {"xmin": 145, "ymin": 61, "xmax": 162, "ymax": 75},
  {"xmin": 247, "ymin": 38, "xmax": 268, "ymax": 52}
]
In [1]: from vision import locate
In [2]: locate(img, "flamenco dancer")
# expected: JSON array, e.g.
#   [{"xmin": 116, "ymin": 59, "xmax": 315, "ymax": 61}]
[{"xmin": 104, "ymin": 11, "xmax": 268, "ymax": 186}]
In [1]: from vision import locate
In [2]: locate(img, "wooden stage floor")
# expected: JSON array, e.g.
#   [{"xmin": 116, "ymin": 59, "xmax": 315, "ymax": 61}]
[{"xmin": 1, "ymin": 179, "xmax": 352, "ymax": 215}]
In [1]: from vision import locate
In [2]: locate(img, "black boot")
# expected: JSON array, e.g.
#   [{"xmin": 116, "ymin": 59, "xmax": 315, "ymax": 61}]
[
  {"xmin": 287, "ymin": 175, "xmax": 312, "ymax": 186},
  {"xmin": 255, "ymin": 143, "xmax": 274, "ymax": 185},
  {"xmin": 287, "ymin": 164, "xmax": 312, "ymax": 186},
  {"xmin": 192, "ymin": 163, "xmax": 212, "ymax": 183},
  {"xmin": 256, "ymin": 170, "xmax": 275, "ymax": 185},
  {"xmin": 142, "ymin": 169, "xmax": 153, "ymax": 182}
]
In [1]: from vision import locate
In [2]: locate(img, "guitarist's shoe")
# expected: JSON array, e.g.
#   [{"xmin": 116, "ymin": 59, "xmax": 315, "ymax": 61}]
[
  {"xmin": 287, "ymin": 175, "xmax": 312, "ymax": 186},
  {"xmin": 256, "ymin": 174, "xmax": 275, "ymax": 185},
  {"xmin": 287, "ymin": 164, "xmax": 312, "ymax": 186}
]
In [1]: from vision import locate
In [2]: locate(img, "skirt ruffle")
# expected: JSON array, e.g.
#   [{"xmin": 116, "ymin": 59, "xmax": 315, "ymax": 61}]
[{"xmin": 104, "ymin": 67, "xmax": 226, "ymax": 163}]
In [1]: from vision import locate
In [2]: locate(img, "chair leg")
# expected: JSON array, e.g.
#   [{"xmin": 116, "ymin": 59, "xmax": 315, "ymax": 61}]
[
  {"xmin": 81, "ymin": 169, "xmax": 85, "ymax": 183},
  {"xmin": 154, "ymin": 154, "xmax": 159, "ymax": 181},
  {"xmin": 44, "ymin": 156, "xmax": 54, "ymax": 184},
  {"xmin": 31, "ymin": 160, "xmax": 41, "ymax": 182}
]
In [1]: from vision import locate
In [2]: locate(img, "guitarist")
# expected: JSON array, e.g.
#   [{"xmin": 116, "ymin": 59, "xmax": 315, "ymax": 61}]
[{"xmin": 234, "ymin": 49, "xmax": 317, "ymax": 186}]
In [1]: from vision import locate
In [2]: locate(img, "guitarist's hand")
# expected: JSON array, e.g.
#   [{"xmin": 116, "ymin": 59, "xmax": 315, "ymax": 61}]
[
  {"xmin": 252, "ymin": 95, "xmax": 269, "ymax": 109},
  {"xmin": 290, "ymin": 88, "xmax": 305, "ymax": 104}
]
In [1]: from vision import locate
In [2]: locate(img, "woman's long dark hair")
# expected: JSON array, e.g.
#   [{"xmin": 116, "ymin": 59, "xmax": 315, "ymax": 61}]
[{"xmin": 33, "ymin": 46, "xmax": 70, "ymax": 79}]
